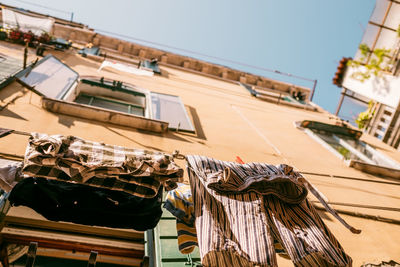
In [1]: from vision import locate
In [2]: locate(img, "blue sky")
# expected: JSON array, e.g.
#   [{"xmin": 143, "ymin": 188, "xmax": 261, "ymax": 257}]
[{"xmin": 2, "ymin": 0, "xmax": 376, "ymax": 114}]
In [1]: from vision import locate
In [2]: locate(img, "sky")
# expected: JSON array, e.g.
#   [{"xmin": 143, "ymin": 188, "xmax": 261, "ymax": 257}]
[{"xmin": 1, "ymin": 0, "xmax": 376, "ymax": 115}]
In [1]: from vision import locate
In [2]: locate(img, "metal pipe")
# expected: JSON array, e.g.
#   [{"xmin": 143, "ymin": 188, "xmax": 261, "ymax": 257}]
[
  {"xmin": 335, "ymin": 87, "xmax": 347, "ymax": 116},
  {"xmin": 309, "ymin": 79, "xmax": 317, "ymax": 101},
  {"xmin": 367, "ymin": 1, "xmax": 392, "ymax": 62}
]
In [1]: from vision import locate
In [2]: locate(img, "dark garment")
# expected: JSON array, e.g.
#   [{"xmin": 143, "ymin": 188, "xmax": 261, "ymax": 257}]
[{"xmin": 9, "ymin": 177, "xmax": 163, "ymax": 230}]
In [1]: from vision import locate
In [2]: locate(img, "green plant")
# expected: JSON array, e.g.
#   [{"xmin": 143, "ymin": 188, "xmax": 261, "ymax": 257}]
[
  {"xmin": 347, "ymin": 43, "xmax": 392, "ymax": 82},
  {"xmin": 355, "ymin": 100, "xmax": 375, "ymax": 129},
  {"xmin": 337, "ymin": 146, "xmax": 351, "ymax": 159},
  {"xmin": 397, "ymin": 24, "xmax": 400, "ymax": 38}
]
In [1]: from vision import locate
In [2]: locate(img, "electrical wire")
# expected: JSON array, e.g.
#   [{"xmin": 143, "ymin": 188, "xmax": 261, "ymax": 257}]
[
  {"xmin": 2, "ymin": 0, "xmax": 71, "ymax": 15},
  {"xmin": 310, "ymin": 200, "xmax": 400, "ymax": 212},
  {"xmin": 2, "ymin": 0, "xmax": 317, "ymax": 87},
  {"xmin": 95, "ymin": 28, "xmax": 317, "ymax": 83}
]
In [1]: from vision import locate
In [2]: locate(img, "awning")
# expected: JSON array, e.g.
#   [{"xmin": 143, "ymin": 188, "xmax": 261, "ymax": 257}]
[{"xmin": 2, "ymin": 7, "xmax": 54, "ymax": 36}]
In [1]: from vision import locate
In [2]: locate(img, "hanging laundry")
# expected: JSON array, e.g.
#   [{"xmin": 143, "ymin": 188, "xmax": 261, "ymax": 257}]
[
  {"xmin": 2, "ymin": 7, "xmax": 54, "ymax": 36},
  {"xmin": 8, "ymin": 177, "xmax": 163, "ymax": 230},
  {"xmin": 22, "ymin": 133, "xmax": 183, "ymax": 198},
  {"xmin": 206, "ymin": 162, "xmax": 308, "ymax": 204},
  {"xmin": 186, "ymin": 155, "xmax": 354, "ymax": 267},
  {"xmin": 98, "ymin": 60, "xmax": 154, "ymax": 77},
  {"xmin": 187, "ymin": 155, "xmax": 277, "ymax": 266},
  {"xmin": 164, "ymin": 183, "xmax": 197, "ymax": 254},
  {"xmin": 0, "ymin": 159, "xmax": 23, "ymax": 191},
  {"xmin": 263, "ymin": 195, "xmax": 352, "ymax": 266},
  {"xmin": 164, "ymin": 183, "xmax": 288, "ymax": 257}
]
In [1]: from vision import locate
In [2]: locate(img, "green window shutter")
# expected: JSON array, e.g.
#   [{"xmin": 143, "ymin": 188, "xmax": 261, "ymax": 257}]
[{"xmin": 153, "ymin": 207, "xmax": 201, "ymax": 267}]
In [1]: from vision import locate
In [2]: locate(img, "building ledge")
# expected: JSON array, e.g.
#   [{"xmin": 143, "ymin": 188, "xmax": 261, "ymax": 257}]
[
  {"xmin": 41, "ymin": 97, "xmax": 168, "ymax": 133},
  {"xmin": 348, "ymin": 160, "xmax": 400, "ymax": 180}
]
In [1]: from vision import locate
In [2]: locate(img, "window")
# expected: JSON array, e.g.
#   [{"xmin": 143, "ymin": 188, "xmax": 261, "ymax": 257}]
[
  {"xmin": 239, "ymin": 83, "xmax": 316, "ymax": 111},
  {"xmin": 16, "ymin": 55, "xmax": 195, "ymax": 133},
  {"xmin": 75, "ymin": 94, "xmax": 145, "ymax": 117},
  {"xmin": 297, "ymin": 120, "xmax": 400, "ymax": 178}
]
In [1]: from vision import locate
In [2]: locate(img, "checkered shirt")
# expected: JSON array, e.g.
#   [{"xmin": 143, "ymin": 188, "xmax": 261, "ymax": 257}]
[{"xmin": 22, "ymin": 133, "xmax": 183, "ymax": 198}]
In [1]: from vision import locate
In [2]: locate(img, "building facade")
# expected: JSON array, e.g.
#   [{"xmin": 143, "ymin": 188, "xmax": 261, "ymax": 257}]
[
  {"xmin": 334, "ymin": 0, "xmax": 400, "ymax": 149},
  {"xmin": 0, "ymin": 4, "xmax": 400, "ymax": 267}
]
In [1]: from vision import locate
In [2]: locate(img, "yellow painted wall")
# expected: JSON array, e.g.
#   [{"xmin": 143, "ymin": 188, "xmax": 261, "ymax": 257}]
[{"xmin": 1, "ymin": 42, "xmax": 400, "ymax": 266}]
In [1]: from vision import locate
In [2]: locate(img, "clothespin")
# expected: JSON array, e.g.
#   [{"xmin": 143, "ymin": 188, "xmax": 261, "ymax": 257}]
[
  {"xmin": 172, "ymin": 150, "xmax": 186, "ymax": 160},
  {"xmin": 235, "ymin": 156, "xmax": 245, "ymax": 164}
]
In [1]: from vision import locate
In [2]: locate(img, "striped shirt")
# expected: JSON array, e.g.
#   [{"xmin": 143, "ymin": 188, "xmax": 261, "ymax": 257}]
[
  {"xmin": 187, "ymin": 155, "xmax": 353, "ymax": 267},
  {"xmin": 23, "ymin": 133, "xmax": 183, "ymax": 198},
  {"xmin": 187, "ymin": 155, "xmax": 277, "ymax": 267}
]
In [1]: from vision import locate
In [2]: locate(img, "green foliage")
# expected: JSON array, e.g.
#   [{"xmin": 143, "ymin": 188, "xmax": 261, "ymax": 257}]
[
  {"xmin": 397, "ymin": 24, "xmax": 400, "ymax": 38},
  {"xmin": 355, "ymin": 100, "xmax": 375, "ymax": 129},
  {"xmin": 347, "ymin": 43, "xmax": 392, "ymax": 82},
  {"xmin": 337, "ymin": 146, "xmax": 351, "ymax": 159}
]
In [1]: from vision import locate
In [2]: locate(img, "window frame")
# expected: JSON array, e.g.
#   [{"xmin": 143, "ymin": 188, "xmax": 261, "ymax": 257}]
[
  {"xmin": 16, "ymin": 54, "xmax": 195, "ymax": 133},
  {"xmin": 297, "ymin": 120, "xmax": 400, "ymax": 178}
]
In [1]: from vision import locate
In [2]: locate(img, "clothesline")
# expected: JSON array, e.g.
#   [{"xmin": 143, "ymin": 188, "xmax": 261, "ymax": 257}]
[
  {"xmin": 309, "ymin": 200, "xmax": 400, "ymax": 213},
  {"xmin": 1, "ymin": 128, "xmax": 399, "ymax": 187}
]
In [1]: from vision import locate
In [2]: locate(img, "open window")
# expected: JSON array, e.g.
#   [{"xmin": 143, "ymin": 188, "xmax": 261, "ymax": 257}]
[
  {"xmin": 139, "ymin": 59, "xmax": 161, "ymax": 75},
  {"xmin": 16, "ymin": 55, "xmax": 194, "ymax": 133},
  {"xmin": 239, "ymin": 83, "xmax": 317, "ymax": 111},
  {"xmin": 296, "ymin": 120, "xmax": 400, "ymax": 178}
]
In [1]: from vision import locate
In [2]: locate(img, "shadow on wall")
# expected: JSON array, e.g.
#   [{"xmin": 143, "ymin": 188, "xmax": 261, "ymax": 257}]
[
  {"xmin": 55, "ymin": 111, "xmax": 194, "ymax": 146},
  {"xmin": 187, "ymin": 105, "xmax": 207, "ymax": 141},
  {"xmin": 0, "ymin": 108, "xmax": 27, "ymax": 121}
]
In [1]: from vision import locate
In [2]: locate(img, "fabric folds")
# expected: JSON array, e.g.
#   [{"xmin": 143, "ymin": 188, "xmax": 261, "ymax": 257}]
[
  {"xmin": 9, "ymin": 177, "xmax": 163, "ymax": 230},
  {"xmin": 186, "ymin": 155, "xmax": 353, "ymax": 267},
  {"xmin": 164, "ymin": 183, "xmax": 197, "ymax": 254},
  {"xmin": 206, "ymin": 163, "xmax": 308, "ymax": 204},
  {"xmin": 187, "ymin": 155, "xmax": 277, "ymax": 267},
  {"xmin": 23, "ymin": 133, "xmax": 183, "ymax": 198}
]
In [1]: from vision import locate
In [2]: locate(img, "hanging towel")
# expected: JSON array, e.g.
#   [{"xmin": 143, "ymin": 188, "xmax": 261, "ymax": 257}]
[{"xmin": 22, "ymin": 133, "xmax": 183, "ymax": 198}]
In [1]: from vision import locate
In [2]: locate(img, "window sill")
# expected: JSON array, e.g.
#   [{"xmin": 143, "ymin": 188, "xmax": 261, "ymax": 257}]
[
  {"xmin": 41, "ymin": 97, "xmax": 168, "ymax": 133},
  {"xmin": 348, "ymin": 160, "xmax": 400, "ymax": 180}
]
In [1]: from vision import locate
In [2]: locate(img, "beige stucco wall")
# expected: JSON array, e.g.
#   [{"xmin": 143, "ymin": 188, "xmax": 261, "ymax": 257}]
[{"xmin": 0, "ymin": 41, "xmax": 400, "ymax": 266}]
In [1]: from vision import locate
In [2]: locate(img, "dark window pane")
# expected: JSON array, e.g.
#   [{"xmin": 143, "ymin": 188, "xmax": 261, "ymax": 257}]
[
  {"xmin": 91, "ymin": 97, "xmax": 130, "ymax": 113},
  {"xmin": 75, "ymin": 94, "xmax": 92, "ymax": 105}
]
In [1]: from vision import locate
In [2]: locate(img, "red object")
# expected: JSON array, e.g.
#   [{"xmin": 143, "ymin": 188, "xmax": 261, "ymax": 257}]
[
  {"xmin": 9, "ymin": 30, "xmax": 22, "ymax": 41},
  {"xmin": 332, "ymin": 57, "xmax": 351, "ymax": 87},
  {"xmin": 235, "ymin": 156, "xmax": 245, "ymax": 164},
  {"xmin": 23, "ymin": 32, "xmax": 34, "ymax": 43}
]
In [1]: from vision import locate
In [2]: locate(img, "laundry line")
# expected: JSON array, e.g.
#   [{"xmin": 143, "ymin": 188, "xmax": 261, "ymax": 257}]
[
  {"xmin": 310, "ymin": 200, "xmax": 400, "ymax": 213},
  {"xmin": 1, "ymin": 127, "xmax": 399, "ymax": 187}
]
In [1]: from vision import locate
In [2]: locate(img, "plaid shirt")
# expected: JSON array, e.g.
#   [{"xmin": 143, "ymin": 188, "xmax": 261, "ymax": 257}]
[{"xmin": 23, "ymin": 133, "xmax": 183, "ymax": 198}]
